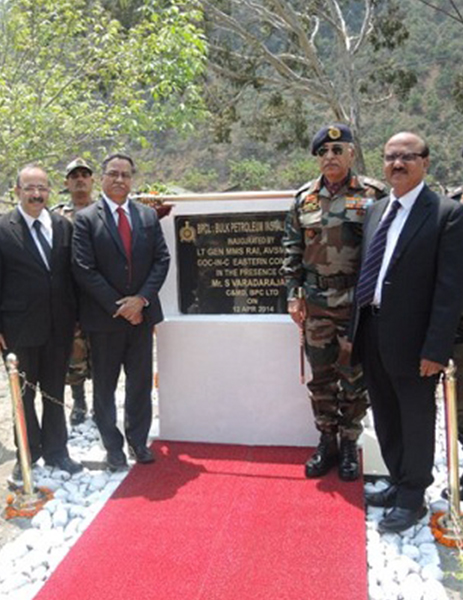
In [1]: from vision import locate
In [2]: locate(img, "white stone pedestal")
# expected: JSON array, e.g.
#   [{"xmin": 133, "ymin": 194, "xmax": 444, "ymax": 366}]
[
  {"xmin": 156, "ymin": 192, "xmax": 317, "ymax": 446},
  {"xmin": 157, "ymin": 316, "xmax": 316, "ymax": 445}
]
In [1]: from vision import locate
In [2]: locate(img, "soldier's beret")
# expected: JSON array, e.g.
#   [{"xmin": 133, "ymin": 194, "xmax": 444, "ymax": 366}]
[
  {"xmin": 311, "ymin": 123, "xmax": 354, "ymax": 156},
  {"xmin": 65, "ymin": 157, "xmax": 93, "ymax": 177}
]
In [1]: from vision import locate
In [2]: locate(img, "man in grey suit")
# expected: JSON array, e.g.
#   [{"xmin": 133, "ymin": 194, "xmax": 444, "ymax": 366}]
[
  {"xmin": 0, "ymin": 164, "xmax": 81, "ymax": 483},
  {"xmin": 351, "ymin": 132, "xmax": 463, "ymax": 532},
  {"xmin": 72, "ymin": 154, "xmax": 170, "ymax": 470}
]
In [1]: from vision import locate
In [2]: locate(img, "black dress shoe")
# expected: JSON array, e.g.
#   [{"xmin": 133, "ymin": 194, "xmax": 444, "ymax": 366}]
[
  {"xmin": 106, "ymin": 450, "xmax": 128, "ymax": 471},
  {"xmin": 378, "ymin": 505, "xmax": 427, "ymax": 534},
  {"xmin": 365, "ymin": 484, "xmax": 398, "ymax": 508},
  {"xmin": 8, "ymin": 461, "xmax": 24, "ymax": 487},
  {"xmin": 128, "ymin": 445, "xmax": 155, "ymax": 464},
  {"xmin": 7, "ymin": 460, "xmax": 38, "ymax": 489},
  {"xmin": 70, "ymin": 405, "xmax": 87, "ymax": 426},
  {"xmin": 45, "ymin": 455, "xmax": 83, "ymax": 474},
  {"xmin": 305, "ymin": 433, "xmax": 338, "ymax": 478},
  {"xmin": 338, "ymin": 439, "xmax": 360, "ymax": 481}
]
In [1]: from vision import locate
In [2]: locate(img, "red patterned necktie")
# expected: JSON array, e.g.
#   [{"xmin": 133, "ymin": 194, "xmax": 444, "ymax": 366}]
[{"xmin": 117, "ymin": 206, "xmax": 132, "ymax": 266}]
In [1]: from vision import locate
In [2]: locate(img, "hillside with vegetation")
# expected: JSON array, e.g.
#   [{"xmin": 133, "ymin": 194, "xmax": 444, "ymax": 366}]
[
  {"xmin": 0, "ymin": 0, "xmax": 461, "ymax": 198},
  {"xmin": 150, "ymin": 0, "xmax": 463, "ymax": 194}
]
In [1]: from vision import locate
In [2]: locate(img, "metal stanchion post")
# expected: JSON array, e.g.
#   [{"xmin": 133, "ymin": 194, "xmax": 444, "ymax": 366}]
[
  {"xmin": 6, "ymin": 353, "xmax": 34, "ymax": 494},
  {"xmin": 3, "ymin": 353, "xmax": 54, "ymax": 519},
  {"xmin": 430, "ymin": 360, "xmax": 463, "ymax": 546},
  {"xmin": 444, "ymin": 361, "xmax": 461, "ymax": 516}
]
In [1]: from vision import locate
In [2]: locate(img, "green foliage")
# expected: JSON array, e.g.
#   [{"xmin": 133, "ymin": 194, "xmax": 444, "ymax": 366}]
[
  {"xmin": 135, "ymin": 181, "xmax": 175, "ymax": 194},
  {"xmin": 228, "ymin": 159, "xmax": 273, "ymax": 190},
  {"xmin": 276, "ymin": 158, "xmax": 319, "ymax": 189},
  {"xmin": 177, "ymin": 168, "xmax": 220, "ymax": 192},
  {"xmin": 452, "ymin": 74, "xmax": 463, "ymax": 114},
  {"xmin": 0, "ymin": 0, "xmax": 207, "ymax": 188},
  {"xmin": 369, "ymin": 2, "xmax": 410, "ymax": 51},
  {"xmin": 146, "ymin": 0, "xmax": 463, "ymax": 190},
  {"xmin": 363, "ymin": 150, "xmax": 384, "ymax": 182}
]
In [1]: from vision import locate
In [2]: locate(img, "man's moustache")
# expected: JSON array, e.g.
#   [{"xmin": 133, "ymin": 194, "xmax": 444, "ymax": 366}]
[{"xmin": 28, "ymin": 197, "xmax": 45, "ymax": 204}]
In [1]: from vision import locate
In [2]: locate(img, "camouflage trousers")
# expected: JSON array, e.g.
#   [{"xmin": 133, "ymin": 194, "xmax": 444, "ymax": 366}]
[
  {"xmin": 304, "ymin": 305, "xmax": 368, "ymax": 441},
  {"xmin": 65, "ymin": 328, "xmax": 91, "ymax": 386}
]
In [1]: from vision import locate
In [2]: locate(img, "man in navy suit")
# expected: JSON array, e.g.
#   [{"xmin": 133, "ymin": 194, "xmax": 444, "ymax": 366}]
[
  {"xmin": 72, "ymin": 154, "xmax": 170, "ymax": 470},
  {"xmin": 0, "ymin": 164, "xmax": 81, "ymax": 483},
  {"xmin": 351, "ymin": 132, "xmax": 463, "ymax": 532}
]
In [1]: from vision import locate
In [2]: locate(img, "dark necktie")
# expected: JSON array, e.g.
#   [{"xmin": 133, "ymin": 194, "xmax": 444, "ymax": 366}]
[
  {"xmin": 117, "ymin": 206, "xmax": 132, "ymax": 264},
  {"xmin": 32, "ymin": 220, "xmax": 51, "ymax": 269},
  {"xmin": 355, "ymin": 199, "xmax": 402, "ymax": 307}
]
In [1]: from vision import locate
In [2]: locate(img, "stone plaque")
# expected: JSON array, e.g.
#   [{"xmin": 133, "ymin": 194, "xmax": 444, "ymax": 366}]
[{"xmin": 176, "ymin": 212, "xmax": 288, "ymax": 314}]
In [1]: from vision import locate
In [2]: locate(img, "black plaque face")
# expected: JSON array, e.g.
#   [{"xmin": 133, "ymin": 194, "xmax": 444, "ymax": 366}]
[{"xmin": 176, "ymin": 212, "xmax": 288, "ymax": 315}]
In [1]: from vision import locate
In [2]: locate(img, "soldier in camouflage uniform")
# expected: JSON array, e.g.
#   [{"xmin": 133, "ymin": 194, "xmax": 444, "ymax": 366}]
[
  {"xmin": 52, "ymin": 158, "xmax": 94, "ymax": 426},
  {"xmin": 281, "ymin": 124, "xmax": 387, "ymax": 481}
]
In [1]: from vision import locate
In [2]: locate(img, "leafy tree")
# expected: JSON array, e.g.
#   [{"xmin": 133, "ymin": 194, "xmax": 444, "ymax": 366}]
[
  {"xmin": 202, "ymin": 0, "xmax": 416, "ymax": 172},
  {"xmin": 0, "ymin": 0, "xmax": 207, "ymax": 189}
]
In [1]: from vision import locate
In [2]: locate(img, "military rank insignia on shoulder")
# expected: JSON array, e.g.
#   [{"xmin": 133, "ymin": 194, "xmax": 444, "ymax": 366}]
[{"xmin": 360, "ymin": 176, "xmax": 388, "ymax": 198}]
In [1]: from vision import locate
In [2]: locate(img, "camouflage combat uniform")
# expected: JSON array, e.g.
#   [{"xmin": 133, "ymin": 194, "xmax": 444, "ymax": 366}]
[
  {"xmin": 282, "ymin": 172, "xmax": 387, "ymax": 441},
  {"xmin": 52, "ymin": 201, "xmax": 91, "ymax": 386}
]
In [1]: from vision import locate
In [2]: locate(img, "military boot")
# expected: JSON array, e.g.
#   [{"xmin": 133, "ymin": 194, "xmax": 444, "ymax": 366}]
[
  {"xmin": 338, "ymin": 438, "xmax": 360, "ymax": 481},
  {"xmin": 305, "ymin": 433, "xmax": 339, "ymax": 478},
  {"xmin": 70, "ymin": 382, "xmax": 87, "ymax": 426}
]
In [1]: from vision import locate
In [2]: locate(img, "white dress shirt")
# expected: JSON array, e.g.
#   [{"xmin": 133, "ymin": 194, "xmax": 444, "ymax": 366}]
[
  {"xmin": 18, "ymin": 205, "xmax": 53, "ymax": 268},
  {"xmin": 373, "ymin": 181, "xmax": 424, "ymax": 306},
  {"xmin": 102, "ymin": 193, "xmax": 132, "ymax": 228}
]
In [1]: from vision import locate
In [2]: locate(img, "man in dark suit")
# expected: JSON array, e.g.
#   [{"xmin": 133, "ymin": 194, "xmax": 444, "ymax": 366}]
[
  {"xmin": 0, "ymin": 165, "xmax": 81, "ymax": 483},
  {"xmin": 72, "ymin": 153, "xmax": 170, "ymax": 470},
  {"xmin": 351, "ymin": 132, "xmax": 463, "ymax": 532}
]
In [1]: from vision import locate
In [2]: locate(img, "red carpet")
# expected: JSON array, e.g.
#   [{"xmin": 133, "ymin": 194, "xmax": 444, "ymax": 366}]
[{"xmin": 35, "ymin": 443, "xmax": 367, "ymax": 600}]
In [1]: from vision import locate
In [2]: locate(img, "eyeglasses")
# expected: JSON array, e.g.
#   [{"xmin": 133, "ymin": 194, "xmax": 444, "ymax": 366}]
[
  {"xmin": 103, "ymin": 170, "xmax": 132, "ymax": 180},
  {"xmin": 316, "ymin": 145, "xmax": 345, "ymax": 157},
  {"xmin": 20, "ymin": 185, "xmax": 50, "ymax": 193},
  {"xmin": 384, "ymin": 152, "xmax": 425, "ymax": 163}
]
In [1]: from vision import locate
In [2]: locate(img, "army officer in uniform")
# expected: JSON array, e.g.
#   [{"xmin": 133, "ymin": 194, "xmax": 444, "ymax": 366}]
[{"xmin": 282, "ymin": 124, "xmax": 386, "ymax": 481}]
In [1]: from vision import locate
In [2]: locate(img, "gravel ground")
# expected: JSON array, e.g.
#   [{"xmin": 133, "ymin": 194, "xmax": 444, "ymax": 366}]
[{"xmin": 0, "ymin": 361, "xmax": 461, "ymax": 598}]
